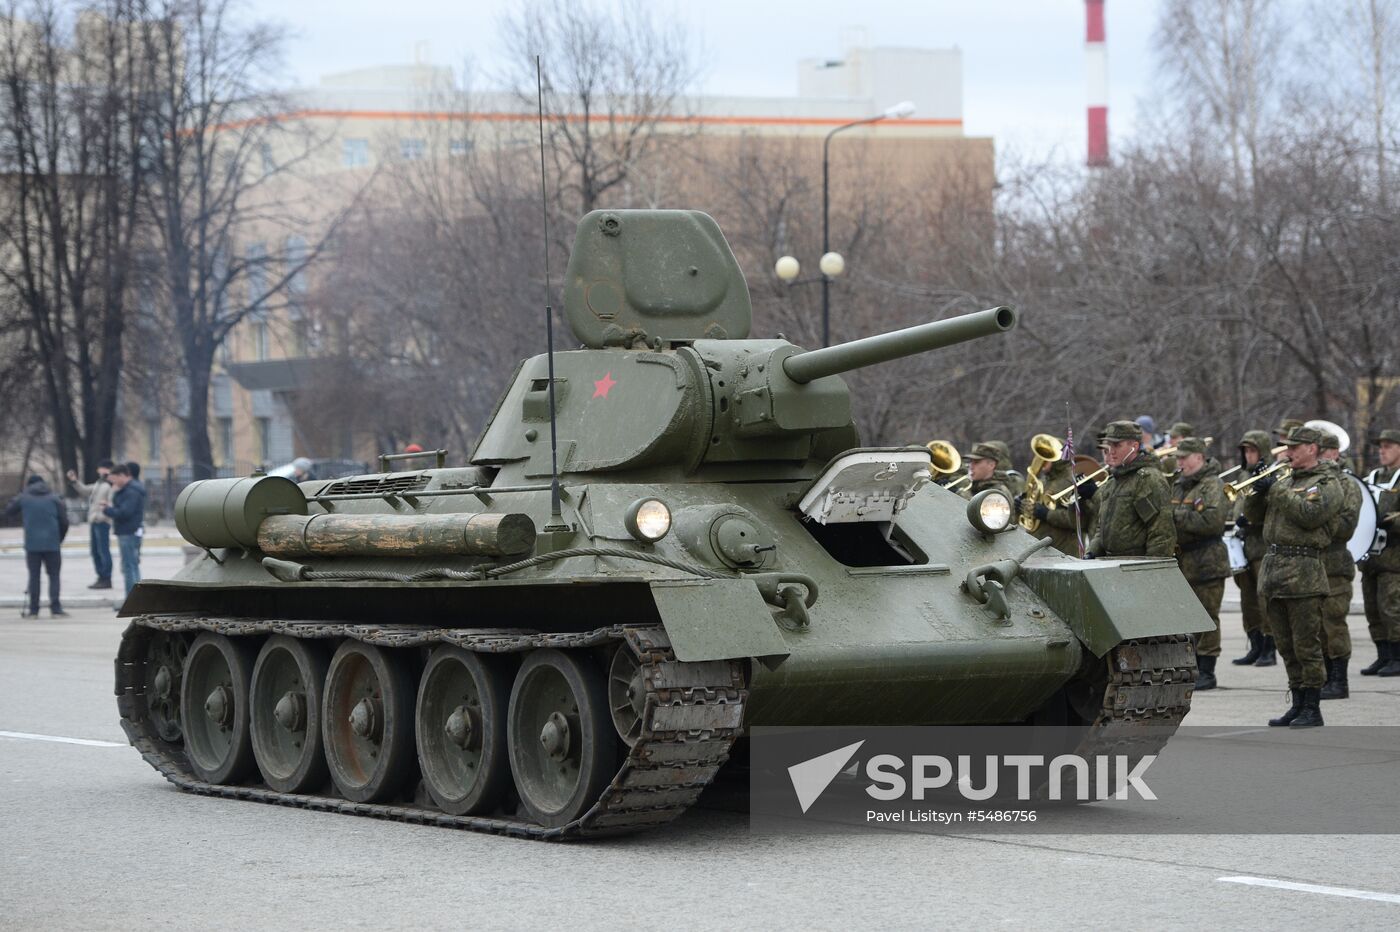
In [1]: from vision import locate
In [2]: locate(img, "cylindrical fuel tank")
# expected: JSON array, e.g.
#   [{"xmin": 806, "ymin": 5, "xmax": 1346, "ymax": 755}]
[
  {"xmin": 256, "ymin": 513, "xmax": 536, "ymax": 558},
  {"xmin": 175, "ymin": 476, "xmax": 308, "ymax": 550}
]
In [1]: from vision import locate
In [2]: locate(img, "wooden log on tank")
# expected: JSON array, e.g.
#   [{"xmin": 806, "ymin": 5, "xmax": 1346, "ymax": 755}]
[{"xmin": 257, "ymin": 513, "xmax": 536, "ymax": 558}]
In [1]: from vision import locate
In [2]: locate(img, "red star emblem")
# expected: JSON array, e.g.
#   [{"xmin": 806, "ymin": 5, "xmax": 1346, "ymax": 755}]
[{"xmin": 592, "ymin": 372, "xmax": 617, "ymax": 398}]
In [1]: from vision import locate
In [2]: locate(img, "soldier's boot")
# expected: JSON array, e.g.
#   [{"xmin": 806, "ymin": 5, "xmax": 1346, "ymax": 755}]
[
  {"xmin": 1320, "ymin": 658, "xmax": 1349, "ymax": 700},
  {"xmin": 1268, "ymin": 688, "xmax": 1303, "ymax": 727},
  {"xmin": 1194, "ymin": 655, "xmax": 1218, "ymax": 691},
  {"xmin": 1377, "ymin": 642, "xmax": 1400, "ymax": 677},
  {"xmin": 1233, "ymin": 630, "xmax": 1263, "ymax": 665},
  {"xmin": 1253, "ymin": 636, "xmax": 1277, "ymax": 667},
  {"xmin": 1359, "ymin": 641, "xmax": 1390, "ymax": 676},
  {"xmin": 1289, "ymin": 688, "xmax": 1325, "ymax": 727}
]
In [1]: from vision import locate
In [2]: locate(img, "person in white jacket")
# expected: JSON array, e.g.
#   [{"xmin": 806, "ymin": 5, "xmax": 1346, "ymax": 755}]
[{"xmin": 66, "ymin": 459, "xmax": 114, "ymax": 589}]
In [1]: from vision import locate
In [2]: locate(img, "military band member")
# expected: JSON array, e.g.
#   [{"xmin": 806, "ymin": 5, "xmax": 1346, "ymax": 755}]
[
  {"xmin": 1170, "ymin": 438, "xmax": 1229, "ymax": 689},
  {"xmin": 1160, "ymin": 421, "xmax": 1195, "ymax": 475},
  {"xmin": 1245, "ymin": 425, "xmax": 1343, "ymax": 727},
  {"xmin": 1231, "ymin": 431, "xmax": 1276, "ymax": 666},
  {"xmin": 1086, "ymin": 420, "xmax": 1176, "ymax": 559},
  {"xmin": 1360, "ymin": 428, "xmax": 1400, "ymax": 677},
  {"xmin": 1318, "ymin": 430, "xmax": 1360, "ymax": 698},
  {"xmin": 1023, "ymin": 453, "xmax": 1089, "ymax": 557},
  {"xmin": 985, "ymin": 440, "xmax": 1025, "ymax": 497},
  {"xmin": 960, "ymin": 443, "xmax": 1013, "ymax": 501}
]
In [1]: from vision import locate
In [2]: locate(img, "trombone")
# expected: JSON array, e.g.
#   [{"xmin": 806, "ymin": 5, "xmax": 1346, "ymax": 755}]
[
  {"xmin": 1224, "ymin": 461, "xmax": 1290, "ymax": 500},
  {"xmin": 1155, "ymin": 436, "xmax": 1214, "ymax": 458},
  {"xmin": 945, "ymin": 474, "xmax": 972, "ymax": 492},
  {"xmin": 1220, "ymin": 445, "xmax": 1289, "ymax": 484},
  {"xmin": 1050, "ymin": 465, "xmax": 1108, "ymax": 504}
]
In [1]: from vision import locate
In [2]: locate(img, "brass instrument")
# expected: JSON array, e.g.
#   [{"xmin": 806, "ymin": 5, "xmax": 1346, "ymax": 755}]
[
  {"xmin": 1224, "ymin": 461, "xmax": 1290, "ymax": 500},
  {"xmin": 1155, "ymin": 436, "xmax": 1214, "ymax": 458},
  {"xmin": 1222, "ymin": 444, "xmax": 1288, "ymax": 484},
  {"xmin": 1019, "ymin": 434, "xmax": 1064, "ymax": 532},
  {"xmin": 1304, "ymin": 419, "xmax": 1350, "ymax": 452},
  {"xmin": 945, "ymin": 474, "xmax": 972, "ymax": 492},
  {"xmin": 1050, "ymin": 465, "xmax": 1108, "ymax": 504},
  {"xmin": 925, "ymin": 439, "xmax": 962, "ymax": 477}
]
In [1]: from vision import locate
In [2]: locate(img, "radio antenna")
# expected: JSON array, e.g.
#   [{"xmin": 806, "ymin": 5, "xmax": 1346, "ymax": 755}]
[{"xmin": 536, "ymin": 55, "xmax": 563, "ymax": 524}]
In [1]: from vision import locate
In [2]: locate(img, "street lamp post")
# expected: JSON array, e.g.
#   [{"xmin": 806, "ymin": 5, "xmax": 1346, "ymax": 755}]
[{"xmin": 819, "ymin": 100, "xmax": 916, "ymax": 347}]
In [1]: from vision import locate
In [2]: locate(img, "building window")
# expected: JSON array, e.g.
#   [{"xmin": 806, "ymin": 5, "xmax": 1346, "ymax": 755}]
[
  {"xmin": 256, "ymin": 417, "xmax": 272, "ymax": 462},
  {"xmin": 254, "ymin": 320, "xmax": 269, "ymax": 361},
  {"xmin": 284, "ymin": 234, "xmax": 308, "ymax": 306},
  {"xmin": 342, "ymin": 137, "xmax": 369, "ymax": 167},
  {"xmin": 245, "ymin": 242, "xmax": 266, "ymax": 310},
  {"xmin": 260, "ymin": 142, "xmax": 275, "ymax": 175},
  {"xmin": 219, "ymin": 334, "xmax": 234, "ymax": 365},
  {"xmin": 218, "ymin": 417, "xmax": 234, "ymax": 466},
  {"xmin": 146, "ymin": 419, "xmax": 161, "ymax": 464},
  {"xmin": 449, "ymin": 138, "xmax": 472, "ymax": 157},
  {"xmin": 292, "ymin": 317, "xmax": 309, "ymax": 356},
  {"xmin": 399, "ymin": 138, "xmax": 426, "ymax": 161}
]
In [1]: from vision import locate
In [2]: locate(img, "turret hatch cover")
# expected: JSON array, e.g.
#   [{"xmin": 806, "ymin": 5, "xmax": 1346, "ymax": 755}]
[
  {"xmin": 798, "ymin": 449, "xmax": 933, "ymax": 524},
  {"xmin": 563, "ymin": 209, "xmax": 752, "ymax": 348}
]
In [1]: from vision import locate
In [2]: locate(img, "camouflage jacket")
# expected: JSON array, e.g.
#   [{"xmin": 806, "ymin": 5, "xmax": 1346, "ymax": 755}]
[
  {"xmin": 1036, "ymin": 460, "xmax": 1089, "ymax": 556},
  {"xmin": 1323, "ymin": 462, "xmax": 1361, "ymax": 580},
  {"xmin": 1171, "ymin": 459, "xmax": 1229, "ymax": 583},
  {"xmin": 1245, "ymin": 463, "xmax": 1343, "ymax": 599},
  {"xmin": 1088, "ymin": 452, "xmax": 1176, "ymax": 558},
  {"xmin": 961, "ymin": 475, "xmax": 1012, "ymax": 501},
  {"xmin": 1363, "ymin": 466, "xmax": 1400, "ymax": 575},
  {"xmin": 1231, "ymin": 430, "xmax": 1274, "ymax": 564}
]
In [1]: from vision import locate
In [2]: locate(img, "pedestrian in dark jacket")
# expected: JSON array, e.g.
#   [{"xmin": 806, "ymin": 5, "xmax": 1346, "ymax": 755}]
[
  {"xmin": 4, "ymin": 475, "xmax": 69, "ymax": 617},
  {"xmin": 103, "ymin": 463, "xmax": 146, "ymax": 603}
]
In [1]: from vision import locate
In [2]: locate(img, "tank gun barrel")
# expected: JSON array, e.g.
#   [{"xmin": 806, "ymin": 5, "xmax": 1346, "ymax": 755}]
[{"xmin": 781, "ymin": 306, "xmax": 1017, "ymax": 385}]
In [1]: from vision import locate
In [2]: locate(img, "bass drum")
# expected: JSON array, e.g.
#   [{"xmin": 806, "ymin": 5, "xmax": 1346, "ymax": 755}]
[
  {"xmin": 1225, "ymin": 534, "xmax": 1248, "ymax": 573},
  {"xmin": 1348, "ymin": 474, "xmax": 1379, "ymax": 562}
]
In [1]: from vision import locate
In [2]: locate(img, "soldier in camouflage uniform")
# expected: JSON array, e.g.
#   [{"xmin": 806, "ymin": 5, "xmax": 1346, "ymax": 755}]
[
  {"xmin": 1245, "ymin": 425, "xmax": 1344, "ymax": 727},
  {"xmin": 1022, "ymin": 455, "xmax": 1091, "ymax": 557},
  {"xmin": 1086, "ymin": 420, "xmax": 1176, "ymax": 559},
  {"xmin": 1170, "ymin": 438, "xmax": 1229, "ymax": 689},
  {"xmin": 1318, "ymin": 430, "xmax": 1360, "ymax": 698},
  {"xmin": 1160, "ymin": 421, "xmax": 1195, "ymax": 476},
  {"xmin": 985, "ymin": 440, "xmax": 1025, "ymax": 497},
  {"xmin": 1231, "ymin": 430, "xmax": 1276, "ymax": 666},
  {"xmin": 960, "ymin": 443, "xmax": 1013, "ymax": 501},
  {"xmin": 1360, "ymin": 428, "xmax": 1400, "ymax": 677}
]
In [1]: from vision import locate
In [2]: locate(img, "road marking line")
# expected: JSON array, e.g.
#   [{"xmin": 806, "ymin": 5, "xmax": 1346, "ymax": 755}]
[
  {"xmin": 1199, "ymin": 728, "xmax": 1272, "ymax": 739},
  {"xmin": 1219, "ymin": 876, "xmax": 1400, "ymax": 904},
  {"xmin": 0, "ymin": 730, "xmax": 124, "ymax": 748}
]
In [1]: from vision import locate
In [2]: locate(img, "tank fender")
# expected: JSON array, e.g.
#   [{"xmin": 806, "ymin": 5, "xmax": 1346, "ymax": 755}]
[
  {"xmin": 649, "ymin": 578, "xmax": 790, "ymax": 668},
  {"xmin": 1019, "ymin": 558, "xmax": 1213, "ymax": 657}
]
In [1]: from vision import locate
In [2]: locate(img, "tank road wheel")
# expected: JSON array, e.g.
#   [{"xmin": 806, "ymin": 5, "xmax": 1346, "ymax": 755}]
[
  {"xmin": 415, "ymin": 646, "xmax": 512, "ymax": 815},
  {"xmin": 146, "ymin": 631, "xmax": 188, "ymax": 743},
  {"xmin": 323, "ymin": 642, "xmax": 417, "ymax": 803},
  {"xmin": 250, "ymin": 636, "xmax": 330, "ymax": 794},
  {"xmin": 607, "ymin": 644, "xmax": 646, "ymax": 746},
  {"xmin": 508, "ymin": 649, "xmax": 617, "ymax": 828},
  {"xmin": 180, "ymin": 633, "xmax": 257, "ymax": 785}
]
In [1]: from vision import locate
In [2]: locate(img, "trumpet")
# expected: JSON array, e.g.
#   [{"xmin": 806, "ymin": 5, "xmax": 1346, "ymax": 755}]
[
  {"xmin": 925, "ymin": 439, "xmax": 962, "ymax": 477},
  {"xmin": 1224, "ymin": 461, "xmax": 1290, "ymax": 500},
  {"xmin": 1050, "ymin": 466, "xmax": 1108, "ymax": 504},
  {"xmin": 1019, "ymin": 434, "xmax": 1064, "ymax": 532}
]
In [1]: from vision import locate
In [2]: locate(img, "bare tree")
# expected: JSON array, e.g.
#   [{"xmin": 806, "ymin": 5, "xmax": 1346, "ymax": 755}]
[
  {"xmin": 138, "ymin": 0, "xmax": 345, "ymax": 479},
  {"xmin": 0, "ymin": 0, "xmax": 148, "ymax": 478}
]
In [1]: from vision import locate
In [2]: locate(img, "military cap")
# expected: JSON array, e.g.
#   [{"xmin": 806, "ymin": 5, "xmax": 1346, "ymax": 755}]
[
  {"xmin": 964, "ymin": 442, "xmax": 1001, "ymax": 461},
  {"xmin": 1101, "ymin": 420, "xmax": 1142, "ymax": 443},
  {"xmin": 985, "ymin": 440, "xmax": 1013, "ymax": 467},
  {"xmin": 1275, "ymin": 418, "xmax": 1304, "ymax": 437},
  {"xmin": 1317, "ymin": 430, "xmax": 1340, "ymax": 450},
  {"xmin": 1375, "ymin": 429, "xmax": 1400, "ymax": 445},
  {"xmin": 1168, "ymin": 421, "xmax": 1195, "ymax": 438},
  {"xmin": 1282, "ymin": 425, "xmax": 1323, "ymax": 446},
  {"xmin": 1174, "ymin": 437, "xmax": 1208, "ymax": 456}
]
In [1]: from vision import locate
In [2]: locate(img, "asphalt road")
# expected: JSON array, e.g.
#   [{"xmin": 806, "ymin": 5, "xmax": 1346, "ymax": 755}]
[{"xmin": 3, "ymin": 607, "xmax": 1400, "ymax": 930}]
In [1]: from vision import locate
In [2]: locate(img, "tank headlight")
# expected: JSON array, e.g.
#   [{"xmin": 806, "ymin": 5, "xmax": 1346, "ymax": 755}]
[
  {"xmin": 967, "ymin": 490, "xmax": 1014, "ymax": 535},
  {"xmin": 625, "ymin": 498, "xmax": 672, "ymax": 542}
]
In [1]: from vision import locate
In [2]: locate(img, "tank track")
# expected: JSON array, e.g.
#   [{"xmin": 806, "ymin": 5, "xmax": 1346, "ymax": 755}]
[
  {"xmin": 1073, "ymin": 634, "xmax": 1197, "ymax": 772},
  {"xmin": 115, "ymin": 617, "xmax": 747, "ymax": 840}
]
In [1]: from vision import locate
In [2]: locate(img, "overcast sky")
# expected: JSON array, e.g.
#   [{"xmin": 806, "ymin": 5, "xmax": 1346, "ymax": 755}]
[{"xmin": 249, "ymin": 0, "xmax": 1164, "ymax": 162}]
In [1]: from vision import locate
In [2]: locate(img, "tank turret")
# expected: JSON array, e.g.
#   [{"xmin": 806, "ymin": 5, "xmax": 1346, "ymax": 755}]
[{"xmin": 473, "ymin": 209, "xmax": 1016, "ymax": 479}]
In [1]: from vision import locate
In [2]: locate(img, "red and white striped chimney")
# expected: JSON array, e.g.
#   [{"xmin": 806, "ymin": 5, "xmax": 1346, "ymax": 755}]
[{"xmin": 1085, "ymin": 0, "xmax": 1108, "ymax": 167}]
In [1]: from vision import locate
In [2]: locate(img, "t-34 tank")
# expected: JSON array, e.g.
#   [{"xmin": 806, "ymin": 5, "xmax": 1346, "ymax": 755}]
[{"xmin": 116, "ymin": 209, "xmax": 1209, "ymax": 839}]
